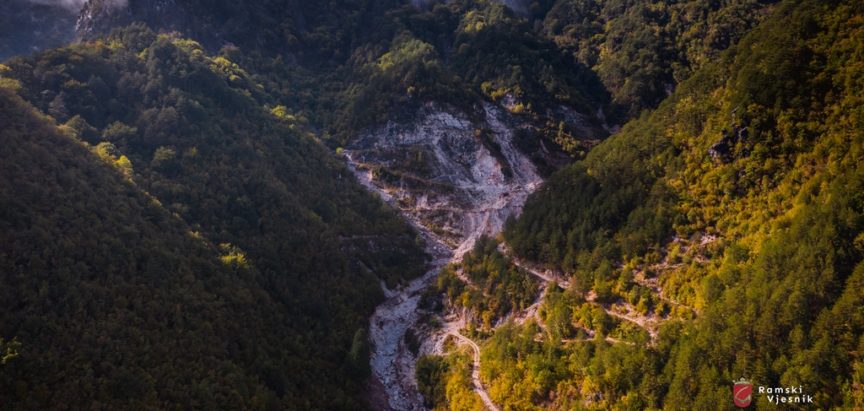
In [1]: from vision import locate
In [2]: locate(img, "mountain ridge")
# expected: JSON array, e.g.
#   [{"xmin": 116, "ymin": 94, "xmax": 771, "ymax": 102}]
[{"xmin": 2, "ymin": 0, "xmax": 861, "ymax": 409}]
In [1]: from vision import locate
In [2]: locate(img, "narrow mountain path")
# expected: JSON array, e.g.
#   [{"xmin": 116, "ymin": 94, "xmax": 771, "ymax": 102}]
[
  {"xmin": 447, "ymin": 331, "xmax": 501, "ymax": 411},
  {"xmin": 561, "ymin": 336, "xmax": 635, "ymax": 345},
  {"xmin": 632, "ymin": 267, "xmax": 698, "ymax": 314},
  {"xmin": 500, "ymin": 242, "xmax": 661, "ymax": 342},
  {"xmin": 585, "ymin": 296, "xmax": 660, "ymax": 340},
  {"xmin": 499, "ymin": 243, "xmax": 570, "ymax": 288}
]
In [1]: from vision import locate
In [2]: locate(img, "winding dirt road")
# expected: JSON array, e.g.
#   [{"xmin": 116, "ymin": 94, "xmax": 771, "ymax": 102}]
[
  {"xmin": 447, "ymin": 331, "xmax": 501, "ymax": 411},
  {"xmin": 501, "ymin": 242, "xmax": 661, "ymax": 342}
]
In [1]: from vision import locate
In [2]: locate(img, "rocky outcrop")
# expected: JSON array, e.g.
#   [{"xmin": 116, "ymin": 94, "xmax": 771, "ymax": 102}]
[
  {"xmin": 350, "ymin": 102, "xmax": 544, "ymax": 411},
  {"xmin": 551, "ymin": 105, "xmax": 611, "ymax": 139},
  {"xmin": 76, "ymin": 0, "xmax": 189, "ymax": 40},
  {"xmin": 709, "ymin": 124, "xmax": 749, "ymax": 163},
  {"xmin": 345, "ymin": 102, "xmax": 542, "ymax": 253}
]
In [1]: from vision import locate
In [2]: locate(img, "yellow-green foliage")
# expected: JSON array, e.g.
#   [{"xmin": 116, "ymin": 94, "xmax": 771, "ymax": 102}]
[
  {"xmin": 442, "ymin": 351, "xmax": 487, "ymax": 411},
  {"xmin": 416, "ymin": 349, "xmax": 486, "ymax": 411},
  {"xmin": 377, "ymin": 36, "xmax": 436, "ymax": 73},
  {"xmin": 94, "ymin": 142, "xmax": 134, "ymax": 177},
  {"xmin": 460, "ymin": 10, "xmax": 488, "ymax": 33},
  {"xmin": 269, "ymin": 105, "xmax": 297, "ymax": 125},
  {"xmin": 0, "ymin": 338, "xmax": 20, "ymax": 365},
  {"xmin": 437, "ymin": 236, "xmax": 538, "ymax": 331},
  {"xmin": 218, "ymin": 243, "xmax": 248, "ymax": 269},
  {"xmin": 498, "ymin": 0, "xmax": 864, "ymax": 409},
  {"xmin": 0, "ymin": 64, "xmax": 20, "ymax": 91}
]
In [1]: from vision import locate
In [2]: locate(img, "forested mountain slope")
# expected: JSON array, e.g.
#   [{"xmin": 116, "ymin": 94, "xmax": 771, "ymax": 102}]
[
  {"xmin": 1, "ymin": 85, "xmax": 287, "ymax": 409},
  {"xmin": 0, "ymin": 27, "xmax": 427, "ymax": 410},
  {"xmin": 2, "ymin": 0, "xmax": 859, "ymax": 410},
  {"xmin": 75, "ymin": 0, "xmax": 779, "ymax": 150},
  {"xmin": 541, "ymin": 0, "xmax": 778, "ymax": 118},
  {"xmin": 493, "ymin": 0, "xmax": 864, "ymax": 408},
  {"xmin": 3, "ymin": 0, "xmax": 780, "ymax": 165}
]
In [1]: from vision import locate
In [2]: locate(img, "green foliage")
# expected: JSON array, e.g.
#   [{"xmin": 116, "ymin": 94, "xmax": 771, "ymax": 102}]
[
  {"xmin": 151, "ymin": 145, "xmax": 177, "ymax": 169},
  {"xmin": 543, "ymin": 0, "xmax": 775, "ymax": 120},
  {"xmin": 416, "ymin": 355, "xmax": 449, "ymax": 408},
  {"xmin": 448, "ymin": 2, "xmax": 607, "ymax": 115},
  {"xmin": 496, "ymin": 0, "xmax": 864, "ymax": 408},
  {"xmin": 2, "ymin": 1, "xmax": 861, "ymax": 409},
  {"xmin": 347, "ymin": 328, "xmax": 371, "ymax": 378},
  {"xmin": 26, "ymin": 0, "xmax": 773, "ymax": 149},
  {"xmin": 433, "ymin": 349, "xmax": 487, "ymax": 411},
  {"xmin": 437, "ymin": 236, "xmax": 539, "ymax": 331},
  {"xmin": 0, "ymin": 26, "xmax": 428, "ymax": 410},
  {"xmin": 335, "ymin": 30, "xmax": 471, "ymax": 138},
  {"xmin": 101, "ymin": 121, "xmax": 137, "ymax": 143},
  {"xmin": 221, "ymin": 1, "xmax": 612, "ymax": 148},
  {"xmin": 124, "ymin": 0, "xmax": 762, "ymax": 163},
  {"xmin": 218, "ymin": 242, "xmax": 249, "ymax": 269},
  {"xmin": 0, "ymin": 338, "xmax": 21, "ymax": 365}
]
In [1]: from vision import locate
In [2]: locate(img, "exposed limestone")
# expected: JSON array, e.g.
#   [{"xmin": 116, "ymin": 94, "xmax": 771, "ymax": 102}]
[{"xmin": 347, "ymin": 102, "xmax": 542, "ymax": 411}]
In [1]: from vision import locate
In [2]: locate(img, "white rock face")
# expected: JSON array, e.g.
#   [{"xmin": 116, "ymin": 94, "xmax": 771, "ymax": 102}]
[
  {"xmin": 345, "ymin": 102, "xmax": 542, "ymax": 410},
  {"xmin": 76, "ymin": 0, "xmax": 170, "ymax": 38},
  {"xmin": 348, "ymin": 103, "xmax": 541, "ymax": 252}
]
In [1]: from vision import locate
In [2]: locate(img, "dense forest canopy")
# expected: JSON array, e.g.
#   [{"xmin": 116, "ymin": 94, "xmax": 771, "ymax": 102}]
[
  {"xmin": 64, "ymin": 0, "xmax": 778, "ymax": 142},
  {"xmin": 1, "ymin": 0, "xmax": 861, "ymax": 409},
  {"xmin": 498, "ymin": 0, "xmax": 864, "ymax": 408},
  {"xmin": 0, "ymin": 24, "xmax": 428, "ymax": 410}
]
